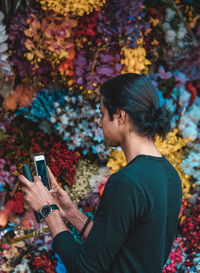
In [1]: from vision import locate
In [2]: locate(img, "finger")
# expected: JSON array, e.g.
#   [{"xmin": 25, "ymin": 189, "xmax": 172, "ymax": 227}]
[
  {"xmin": 47, "ymin": 166, "xmax": 58, "ymax": 187},
  {"xmin": 50, "ymin": 184, "xmax": 60, "ymax": 193},
  {"xmin": 18, "ymin": 175, "xmax": 32, "ymax": 188},
  {"xmin": 21, "ymin": 187, "xmax": 29, "ymax": 194},
  {"xmin": 34, "ymin": 175, "xmax": 40, "ymax": 180},
  {"xmin": 33, "ymin": 176, "xmax": 43, "ymax": 184}
]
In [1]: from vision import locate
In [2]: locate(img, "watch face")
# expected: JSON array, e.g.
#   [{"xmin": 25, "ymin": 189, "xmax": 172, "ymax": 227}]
[{"xmin": 40, "ymin": 205, "xmax": 52, "ymax": 217}]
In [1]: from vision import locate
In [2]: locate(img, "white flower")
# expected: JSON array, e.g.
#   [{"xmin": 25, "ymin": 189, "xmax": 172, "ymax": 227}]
[
  {"xmin": 0, "ymin": 23, "xmax": 5, "ymax": 32},
  {"xmin": 57, "ymin": 123, "xmax": 65, "ymax": 134},
  {"xmin": 0, "ymin": 32, "xmax": 8, "ymax": 43},
  {"xmin": 188, "ymin": 152, "xmax": 200, "ymax": 167},
  {"xmin": 0, "ymin": 42, "xmax": 8, "ymax": 52},
  {"xmin": 177, "ymin": 27, "xmax": 187, "ymax": 40},
  {"xmin": 60, "ymin": 113, "xmax": 69, "ymax": 125},
  {"xmin": 179, "ymin": 86, "xmax": 191, "ymax": 109},
  {"xmin": 54, "ymin": 102, "xmax": 59, "ymax": 108},
  {"xmin": 193, "ymin": 170, "xmax": 200, "ymax": 180},
  {"xmin": 98, "ymin": 166, "xmax": 110, "ymax": 176},
  {"xmin": 181, "ymin": 159, "xmax": 194, "ymax": 176},
  {"xmin": 57, "ymin": 107, "xmax": 61, "ymax": 114},
  {"xmin": 182, "ymin": 125, "xmax": 198, "ymax": 141},
  {"xmin": 165, "ymin": 30, "xmax": 176, "ymax": 43},
  {"xmin": 88, "ymin": 167, "xmax": 110, "ymax": 191},
  {"xmin": 0, "ymin": 52, "xmax": 9, "ymax": 61},
  {"xmin": 50, "ymin": 115, "xmax": 56, "ymax": 123},
  {"xmin": 187, "ymin": 105, "xmax": 200, "ymax": 123},
  {"xmin": 0, "ymin": 11, "xmax": 4, "ymax": 21},
  {"xmin": 166, "ymin": 8, "xmax": 176, "ymax": 21},
  {"xmin": 64, "ymin": 131, "xmax": 70, "ymax": 139},
  {"xmin": 162, "ymin": 22, "xmax": 171, "ymax": 31},
  {"xmin": 178, "ymin": 116, "xmax": 193, "ymax": 132},
  {"xmin": 13, "ymin": 258, "xmax": 31, "ymax": 273},
  {"xmin": 194, "ymin": 96, "xmax": 200, "ymax": 107},
  {"xmin": 88, "ymin": 174, "xmax": 102, "ymax": 191}
]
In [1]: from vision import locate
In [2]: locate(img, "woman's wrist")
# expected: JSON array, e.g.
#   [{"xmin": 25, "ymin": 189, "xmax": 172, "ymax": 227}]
[
  {"xmin": 64, "ymin": 205, "xmax": 93, "ymax": 239},
  {"xmin": 65, "ymin": 205, "xmax": 79, "ymax": 222},
  {"xmin": 44, "ymin": 209, "xmax": 69, "ymax": 239}
]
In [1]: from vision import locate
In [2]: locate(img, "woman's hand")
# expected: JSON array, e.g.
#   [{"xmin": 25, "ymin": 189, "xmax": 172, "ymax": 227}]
[
  {"xmin": 47, "ymin": 166, "xmax": 75, "ymax": 219},
  {"xmin": 19, "ymin": 175, "xmax": 54, "ymax": 213}
]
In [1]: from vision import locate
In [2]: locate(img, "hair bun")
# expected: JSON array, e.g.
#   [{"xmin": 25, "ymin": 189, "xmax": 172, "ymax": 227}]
[
  {"xmin": 154, "ymin": 106, "xmax": 172, "ymax": 139},
  {"xmin": 144, "ymin": 106, "xmax": 171, "ymax": 139},
  {"xmin": 151, "ymin": 107, "xmax": 162, "ymax": 121}
]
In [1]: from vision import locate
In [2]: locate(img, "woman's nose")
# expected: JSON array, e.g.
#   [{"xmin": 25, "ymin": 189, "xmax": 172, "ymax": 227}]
[{"xmin": 99, "ymin": 118, "xmax": 102, "ymax": 128}]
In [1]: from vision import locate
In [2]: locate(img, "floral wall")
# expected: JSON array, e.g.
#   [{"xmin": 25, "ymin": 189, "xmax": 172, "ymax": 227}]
[{"xmin": 0, "ymin": 0, "xmax": 200, "ymax": 272}]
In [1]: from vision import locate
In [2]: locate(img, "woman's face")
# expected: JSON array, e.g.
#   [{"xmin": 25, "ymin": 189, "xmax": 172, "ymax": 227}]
[{"xmin": 99, "ymin": 96, "xmax": 121, "ymax": 147}]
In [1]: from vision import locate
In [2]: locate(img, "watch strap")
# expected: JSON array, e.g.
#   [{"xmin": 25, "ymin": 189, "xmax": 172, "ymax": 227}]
[
  {"xmin": 40, "ymin": 204, "xmax": 59, "ymax": 218},
  {"xmin": 50, "ymin": 204, "xmax": 59, "ymax": 211}
]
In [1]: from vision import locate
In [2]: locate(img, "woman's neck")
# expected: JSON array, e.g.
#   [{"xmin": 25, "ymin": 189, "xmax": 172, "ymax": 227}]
[{"xmin": 121, "ymin": 132, "xmax": 162, "ymax": 164}]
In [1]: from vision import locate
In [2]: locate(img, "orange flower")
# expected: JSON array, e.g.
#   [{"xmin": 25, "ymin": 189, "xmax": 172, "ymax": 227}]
[{"xmin": 3, "ymin": 84, "xmax": 37, "ymax": 111}]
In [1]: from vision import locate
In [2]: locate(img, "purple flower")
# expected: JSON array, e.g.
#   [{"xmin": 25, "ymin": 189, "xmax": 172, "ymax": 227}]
[
  {"xmin": 96, "ymin": 65, "xmax": 114, "ymax": 76},
  {"xmin": 85, "ymin": 192, "xmax": 100, "ymax": 209}
]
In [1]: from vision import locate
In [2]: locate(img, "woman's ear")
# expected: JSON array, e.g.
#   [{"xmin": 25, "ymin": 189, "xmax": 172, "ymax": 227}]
[{"xmin": 116, "ymin": 109, "xmax": 126, "ymax": 125}]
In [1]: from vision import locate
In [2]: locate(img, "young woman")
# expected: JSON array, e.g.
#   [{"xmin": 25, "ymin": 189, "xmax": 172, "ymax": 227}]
[{"xmin": 19, "ymin": 73, "xmax": 182, "ymax": 273}]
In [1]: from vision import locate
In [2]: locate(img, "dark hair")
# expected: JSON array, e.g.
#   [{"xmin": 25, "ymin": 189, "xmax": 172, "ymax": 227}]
[{"xmin": 100, "ymin": 73, "xmax": 171, "ymax": 140}]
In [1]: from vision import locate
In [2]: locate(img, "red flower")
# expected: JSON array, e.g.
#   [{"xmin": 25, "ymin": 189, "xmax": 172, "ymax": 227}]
[
  {"xmin": 32, "ymin": 255, "xmax": 49, "ymax": 269},
  {"xmin": 46, "ymin": 143, "xmax": 81, "ymax": 186},
  {"xmin": 16, "ymin": 150, "xmax": 21, "ymax": 156},
  {"xmin": 150, "ymin": 8, "xmax": 156, "ymax": 15},
  {"xmin": 32, "ymin": 255, "xmax": 56, "ymax": 272},
  {"xmin": 186, "ymin": 82, "xmax": 197, "ymax": 106},
  {"xmin": 44, "ymin": 141, "xmax": 49, "ymax": 147},
  {"xmin": 28, "ymin": 131, "xmax": 34, "ymax": 136},
  {"xmin": 13, "ymin": 192, "xmax": 25, "ymax": 214},
  {"xmin": 82, "ymin": 206, "xmax": 93, "ymax": 213}
]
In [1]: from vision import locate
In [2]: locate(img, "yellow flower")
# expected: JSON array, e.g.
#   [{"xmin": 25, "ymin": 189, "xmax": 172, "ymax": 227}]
[
  {"xmin": 121, "ymin": 39, "xmax": 151, "ymax": 75},
  {"xmin": 155, "ymin": 129, "xmax": 192, "ymax": 198},
  {"xmin": 107, "ymin": 149, "xmax": 127, "ymax": 174},
  {"xmin": 37, "ymin": 0, "xmax": 106, "ymax": 16}
]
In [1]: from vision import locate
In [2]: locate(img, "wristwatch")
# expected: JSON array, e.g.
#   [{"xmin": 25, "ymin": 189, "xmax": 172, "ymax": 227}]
[{"xmin": 40, "ymin": 204, "xmax": 59, "ymax": 218}]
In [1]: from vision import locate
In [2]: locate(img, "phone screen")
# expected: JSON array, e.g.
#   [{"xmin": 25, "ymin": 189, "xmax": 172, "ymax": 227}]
[{"xmin": 35, "ymin": 159, "xmax": 51, "ymax": 189}]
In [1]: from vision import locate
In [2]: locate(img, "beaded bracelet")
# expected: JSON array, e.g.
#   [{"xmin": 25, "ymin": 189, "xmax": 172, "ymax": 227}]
[{"xmin": 79, "ymin": 216, "xmax": 92, "ymax": 238}]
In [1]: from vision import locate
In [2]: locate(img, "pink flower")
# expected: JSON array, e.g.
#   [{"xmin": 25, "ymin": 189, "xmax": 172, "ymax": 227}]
[
  {"xmin": 158, "ymin": 66, "xmax": 172, "ymax": 79},
  {"xmin": 0, "ymin": 170, "xmax": 6, "ymax": 176}
]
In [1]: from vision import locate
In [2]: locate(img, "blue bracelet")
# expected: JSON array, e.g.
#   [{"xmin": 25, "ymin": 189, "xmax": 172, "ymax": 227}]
[{"xmin": 79, "ymin": 216, "xmax": 92, "ymax": 238}]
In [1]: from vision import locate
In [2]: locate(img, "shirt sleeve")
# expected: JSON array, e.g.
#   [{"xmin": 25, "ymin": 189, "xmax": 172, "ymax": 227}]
[{"xmin": 52, "ymin": 174, "xmax": 146, "ymax": 273}]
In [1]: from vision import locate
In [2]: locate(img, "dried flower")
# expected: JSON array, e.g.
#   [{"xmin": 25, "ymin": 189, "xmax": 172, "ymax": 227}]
[{"xmin": 3, "ymin": 84, "xmax": 37, "ymax": 111}]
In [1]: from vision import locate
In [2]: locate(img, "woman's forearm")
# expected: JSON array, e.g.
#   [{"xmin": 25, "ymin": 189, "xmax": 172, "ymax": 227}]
[{"xmin": 66, "ymin": 206, "xmax": 93, "ymax": 240}]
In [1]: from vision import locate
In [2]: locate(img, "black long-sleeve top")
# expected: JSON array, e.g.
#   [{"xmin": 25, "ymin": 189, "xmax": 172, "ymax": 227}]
[{"xmin": 53, "ymin": 154, "xmax": 182, "ymax": 273}]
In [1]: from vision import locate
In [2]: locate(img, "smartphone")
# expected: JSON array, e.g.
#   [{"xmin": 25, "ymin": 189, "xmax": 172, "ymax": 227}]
[{"xmin": 33, "ymin": 154, "xmax": 51, "ymax": 190}]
